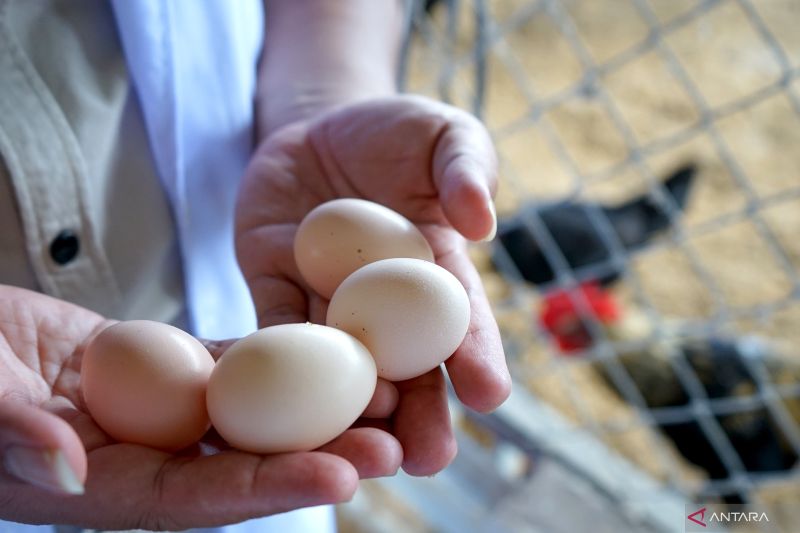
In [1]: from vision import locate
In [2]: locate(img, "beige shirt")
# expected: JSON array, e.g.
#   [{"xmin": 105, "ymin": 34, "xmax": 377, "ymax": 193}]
[{"xmin": 0, "ymin": 0, "xmax": 186, "ymax": 326}]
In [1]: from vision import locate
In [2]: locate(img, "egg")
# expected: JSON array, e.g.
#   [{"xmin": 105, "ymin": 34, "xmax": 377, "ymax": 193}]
[
  {"xmin": 294, "ymin": 198, "xmax": 435, "ymax": 299},
  {"xmin": 326, "ymin": 258, "xmax": 471, "ymax": 381},
  {"xmin": 81, "ymin": 320, "xmax": 215, "ymax": 451},
  {"xmin": 206, "ymin": 323, "xmax": 376, "ymax": 453}
]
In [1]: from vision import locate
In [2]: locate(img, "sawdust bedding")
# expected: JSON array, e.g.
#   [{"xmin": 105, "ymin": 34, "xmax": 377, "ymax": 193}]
[{"xmin": 407, "ymin": 0, "xmax": 800, "ymax": 506}]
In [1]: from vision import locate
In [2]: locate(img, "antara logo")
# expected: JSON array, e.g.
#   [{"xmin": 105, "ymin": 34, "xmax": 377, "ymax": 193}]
[
  {"xmin": 687, "ymin": 507, "xmax": 706, "ymax": 527},
  {"xmin": 687, "ymin": 506, "xmax": 770, "ymax": 528}
]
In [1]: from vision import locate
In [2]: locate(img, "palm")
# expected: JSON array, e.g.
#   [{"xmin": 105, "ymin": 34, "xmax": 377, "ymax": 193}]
[
  {"xmin": 0, "ymin": 287, "xmax": 111, "ymax": 454},
  {"xmin": 236, "ymin": 96, "xmax": 512, "ymax": 474},
  {"xmin": 0, "ymin": 288, "xmax": 395, "ymax": 530}
]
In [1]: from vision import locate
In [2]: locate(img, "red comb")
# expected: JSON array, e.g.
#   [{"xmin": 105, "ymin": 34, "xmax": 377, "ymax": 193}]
[{"xmin": 539, "ymin": 282, "xmax": 620, "ymax": 352}]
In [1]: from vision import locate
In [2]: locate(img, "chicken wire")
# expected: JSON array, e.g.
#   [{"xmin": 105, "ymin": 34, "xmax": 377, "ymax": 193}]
[{"xmin": 398, "ymin": 0, "xmax": 800, "ymax": 526}]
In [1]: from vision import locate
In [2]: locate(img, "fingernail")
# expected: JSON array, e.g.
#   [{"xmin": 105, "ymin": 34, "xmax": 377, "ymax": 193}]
[
  {"xmin": 4, "ymin": 447, "xmax": 84, "ymax": 495},
  {"xmin": 480, "ymin": 201, "xmax": 497, "ymax": 242}
]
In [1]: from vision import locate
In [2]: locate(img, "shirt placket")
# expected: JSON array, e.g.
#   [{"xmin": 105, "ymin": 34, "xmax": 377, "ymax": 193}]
[{"xmin": 0, "ymin": 2, "xmax": 120, "ymax": 312}]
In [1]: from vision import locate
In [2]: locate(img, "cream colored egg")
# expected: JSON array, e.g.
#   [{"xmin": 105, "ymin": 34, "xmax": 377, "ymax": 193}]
[
  {"xmin": 81, "ymin": 320, "xmax": 215, "ymax": 451},
  {"xmin": 327, "ymin": 258, "xmax": 471, "ymax": 381},
  {"xmin": 294, "ymin": 198, "xmax": 435, "ymax": 299},
  {"xmin": 206, "ymin": 323, "xmax": 376, "ymax": 453}
]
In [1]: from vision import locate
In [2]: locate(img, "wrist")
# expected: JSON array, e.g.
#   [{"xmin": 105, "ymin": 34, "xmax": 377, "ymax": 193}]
[
  {"xmin": 256, "ymin": 82, "xmax": 396, "ymax": 142},
  {"xmin": 255, "ymin": 0, "xmax": 404, "ymax": 141}
]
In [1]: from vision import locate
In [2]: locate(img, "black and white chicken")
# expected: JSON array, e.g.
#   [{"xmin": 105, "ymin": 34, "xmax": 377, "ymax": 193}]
[
  {"xmin": 495, "ymin": 164, "xmax": 696, "ymax": 287},
  {"xmin": 538, "ymin": 284, "xmax": 800, "ymax": 502},
  {"xmin": 494, "ymin": 163, "xmax": 800, "ymax": 502}
]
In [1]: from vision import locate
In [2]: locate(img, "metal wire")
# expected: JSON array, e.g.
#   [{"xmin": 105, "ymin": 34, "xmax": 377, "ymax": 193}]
[{"xmin": 403, "ymin": 0, "xmax": 800, "ymax": 523}]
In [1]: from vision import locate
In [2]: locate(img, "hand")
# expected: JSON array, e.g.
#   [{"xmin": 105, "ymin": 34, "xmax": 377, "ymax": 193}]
[
  {"xmin": 0, "ymin": 286, "xmax": 400, "ymax": 530},
  {"xmin": 236, "ymin": 95, "xmax": 512, "ymax": 475}
]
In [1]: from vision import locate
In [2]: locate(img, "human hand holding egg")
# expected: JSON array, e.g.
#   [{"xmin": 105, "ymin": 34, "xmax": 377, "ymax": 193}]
[
  {"xmin": 0, "ymin": 287, "xmax": 397, "ymax": 530},
  {"xmin": 0, "ymin": 95, "xmax": 512, "ymax": 529},
  {"xmin": 77, "ymin": 199, "xmax": 477, "ymax": 459},
  {"xmin": 6, "ymin": 215, "xmax": 476, "ymax": 529},
  {"xmin": 236, "ymin": 95, "xmax": 512, "ymax": 475}
]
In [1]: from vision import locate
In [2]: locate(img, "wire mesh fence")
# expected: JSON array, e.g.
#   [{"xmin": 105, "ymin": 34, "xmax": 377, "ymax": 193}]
[{"xmin": 400, "ymin": 0, "xmax": 800, "ymax": 529}]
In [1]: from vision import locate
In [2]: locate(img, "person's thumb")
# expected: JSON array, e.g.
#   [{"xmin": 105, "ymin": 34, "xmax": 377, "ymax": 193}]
[
  {"xmin": 0, "ymin": 399, "xmax": 86, "ymax": 495},
  {"xmin": 432, "ymin": 113, "xmax": 498, "ymax": 242}
]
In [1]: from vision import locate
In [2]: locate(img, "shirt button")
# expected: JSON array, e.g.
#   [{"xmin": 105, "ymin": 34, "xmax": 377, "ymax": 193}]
[{"xmin": 49, "ymin": 230, "xmax": 80, "ymax": 265}]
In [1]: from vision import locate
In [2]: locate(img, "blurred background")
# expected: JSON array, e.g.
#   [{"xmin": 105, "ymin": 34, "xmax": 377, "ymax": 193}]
[{"xmin": 338, "ymin": 0, "xmax": 800, "ymax": 531}]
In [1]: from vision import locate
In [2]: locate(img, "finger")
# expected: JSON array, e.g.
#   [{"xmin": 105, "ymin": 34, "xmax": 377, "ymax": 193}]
[
  {"xmin": 437, "ymin": 244, "xmax": 511, "ymax": 413},
  {"xmin": 307, "ymin": 291, "xmax": 329, "ymax": 325},
  {"xmin": 248, "ymin": 276, "xmax": 309, "ymax": 328},
  {"xmin": 0, "ymin": 400, "xmax": 86, "ymax": 494},
  {"xmin": 351, "ymin": 418, "xmax": 393, "ymax": 433},
  {"xmin": 2, "ymin": 445, "xmax": 358, "ymax": 530},
  {"xmin": 237, "ymin": 224, "xmax": 310, "ymax": 327},
  {"xmin": 199, "ymin": 338, "xmax": 238, "ymax": 361},
  {"xmin": 316, "ymin": 427, "xmax": 402, "ymax": 479},
  {"xmin": 393, "ymin": 368, "xmax": 457, "ymax": 476},
  {"xmin": 144, "ymin": 449, "xmax": 357, "ymax": 527},
  {"xmin": 432, "ymin": 112, "xmax": 498, "ymax": 242},
  {"xmin": 361, "ymin": 378, "xmax": 399, "ymax": 418}
]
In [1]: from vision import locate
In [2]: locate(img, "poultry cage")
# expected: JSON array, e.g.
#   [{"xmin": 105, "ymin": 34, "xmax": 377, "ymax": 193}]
[{"xmin": 339, "ymin": 1, "xmax": 800, "ymax": 532}]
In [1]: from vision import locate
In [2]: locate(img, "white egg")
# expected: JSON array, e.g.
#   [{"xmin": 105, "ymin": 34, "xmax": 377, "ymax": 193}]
[
  {"xmin": 294, "ymin": 198, "xmax": 434, "ymax": 299},
  {"xmin": 206, "ymin": 323, "xmax": 376, "ymax": 453},
  {"xmin": 327, "ymin": 258, "xmax": 471, "ymax": 381}
]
